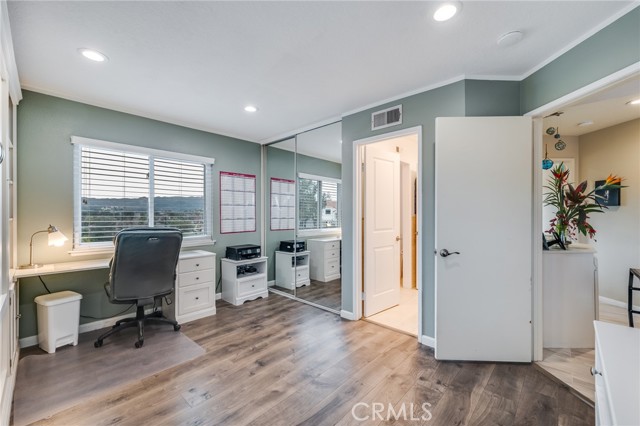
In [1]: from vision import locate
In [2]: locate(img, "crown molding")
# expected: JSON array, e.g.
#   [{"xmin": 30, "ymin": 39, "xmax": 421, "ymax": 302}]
[{"xmin": 519, "ymin": 2, "xmax": 640, "ymax": 80}]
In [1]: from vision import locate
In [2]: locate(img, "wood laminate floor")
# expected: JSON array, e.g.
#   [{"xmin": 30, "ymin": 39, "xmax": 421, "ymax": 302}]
[
  {"xmin": 17, "ymin": 294, "xmax": 594, "ymax": 426},
  {"xmin": 296, "ymin": 278, "xmax": 342, "ymax": 311}
]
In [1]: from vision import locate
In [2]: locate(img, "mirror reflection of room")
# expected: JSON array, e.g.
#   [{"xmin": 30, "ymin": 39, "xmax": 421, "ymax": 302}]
[
  {"xmin": 265, "ymin": 139, "xmax": 297, "ymax": 297},
  {"xmin": 294, "ymin": 123, "xmax": 343, "ymax": 312}
]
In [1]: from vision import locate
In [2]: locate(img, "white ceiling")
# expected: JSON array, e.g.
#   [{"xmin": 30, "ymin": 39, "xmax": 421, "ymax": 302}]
[
  {"xmin": 543, "ymin": 73, "xmax": 640, "ymax": 137},
  {"xmin": 8, "ymin": 1, "xmax": 637, "ymax": 143},
  {"xmin": 269, "ymin": 121, "xmax": 342, "ymax": 163}
]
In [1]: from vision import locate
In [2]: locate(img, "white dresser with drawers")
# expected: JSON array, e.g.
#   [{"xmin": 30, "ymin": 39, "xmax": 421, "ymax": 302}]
[
  {"xmin": 593, "ymin": 321, "xmax": 640, "ymax": 426},
  {"xmin": 221, "ymin": 256, "xmax": 268, "ymax": 306},
  {"xmin": 307, "ymin": 237, "xmax": 341, "ymax": 282},
  {"xmin": 275, "ymin": 250, "xmax": 310, "ymax": 290},
  {"xmin": 165, "ymin": 250, "xmax": 216, "ymax": 324}
]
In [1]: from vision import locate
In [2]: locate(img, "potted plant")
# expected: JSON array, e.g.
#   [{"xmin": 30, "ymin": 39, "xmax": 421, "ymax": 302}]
[{"xmin": 544, "ymin": 163, "xmax": 625, "ymax": 248}]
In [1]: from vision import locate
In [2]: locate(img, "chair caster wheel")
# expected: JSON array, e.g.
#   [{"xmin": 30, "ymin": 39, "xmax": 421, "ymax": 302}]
[
  {"xmin": 94, "ymin": 340, "xmax": 103, "ymax": 348},
  {"xmin": 135, "ymin": 340, "xmax": 144, "ymax": 348},
  {"xmin": 174, "ymin": 324, "xmax": 181, "ymax": 331}
]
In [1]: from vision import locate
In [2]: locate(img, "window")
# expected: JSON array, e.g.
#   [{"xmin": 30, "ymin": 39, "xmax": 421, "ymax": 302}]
[
  {"xmin": 72, "ymin": 137, "xmax": 214, "ymax": 251},
  {"xmin": 298, "ymin": 173, "xmax": 341, "ymax": 232}
]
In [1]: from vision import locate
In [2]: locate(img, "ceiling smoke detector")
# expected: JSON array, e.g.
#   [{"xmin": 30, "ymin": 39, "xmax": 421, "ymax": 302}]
[{"xmin": 497, "ymin": 31, "xmax": 523, "ymax": 48}]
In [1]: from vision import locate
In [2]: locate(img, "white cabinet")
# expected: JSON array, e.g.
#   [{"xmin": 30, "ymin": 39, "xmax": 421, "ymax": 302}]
[
  {"xmin": 543, "ymin": 247, "xmax": 597, "ymax": 348},
  {"xmin": 165, "ymin": 250, "xmax": 216, "ymax": 324},
  {"xmin": 594, "ymin": 321, "xmax": 640, "ymax": 426},
  {"xmin": 308, "ymin": 237, "xmax": 341, "ymax": 282},
  {"xmin": 221, "ymin": 257, "xmax": 268, "ymax": 306},
  {"xmin": 275, "ymin": 251, "xmax": 310, "ymax": 290}
]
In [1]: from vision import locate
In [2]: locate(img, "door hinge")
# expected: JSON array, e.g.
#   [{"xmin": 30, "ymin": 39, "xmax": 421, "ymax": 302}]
[
  {"xmin": 396, "ymin": 146, "xmax": 400, "ymax": 153},
  {"xmin": 361, "ymin": 162, "xmax": 365, "ymax": 173},
  {"xmin": 361, "ymin": 292, "xmax": 365, "ymax": 300}
]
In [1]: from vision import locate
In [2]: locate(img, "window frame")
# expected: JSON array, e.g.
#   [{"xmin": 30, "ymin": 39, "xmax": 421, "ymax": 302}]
[
  {"xmin": 71, "ymin": 136, "xmax": 215, "ymax": 254},
  {"xmin": 297, "ymin": 172, "xmax": 342, "ymax": 236}
]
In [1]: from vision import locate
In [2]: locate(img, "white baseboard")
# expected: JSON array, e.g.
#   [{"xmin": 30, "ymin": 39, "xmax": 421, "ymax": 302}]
[
  {"xmin": 340, "ymin": 310, "xmax": 357, "ymax": 320},
  {"xmin": 420, "ymin": 335, "xmax": 435, "ymax": 348},
  {"xmin": 267, "ymin": 280, "xmax": 275, "ymax": 287},
  {"xmin": 19, "ymin": 308, "xmax": 156, "ymax": 349},
  {"xmin": 599, "ymin": 295, "xmax": 639, "ymax": 311},
  {"xmin": 216, "ymin": 292, "xmax": 222, "ymax": 300}
]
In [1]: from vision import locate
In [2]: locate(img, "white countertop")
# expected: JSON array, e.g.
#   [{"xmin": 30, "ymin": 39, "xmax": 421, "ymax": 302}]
[{"xmin": 544, "ymin": 243, "xmax": 596, "ymax": 254}]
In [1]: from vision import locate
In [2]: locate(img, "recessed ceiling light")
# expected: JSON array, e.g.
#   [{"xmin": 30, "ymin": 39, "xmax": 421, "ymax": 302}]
[
  {"xmin": 244, "ymin": 105, "xmax": 258, "ymax": 113},
  {"xmin": 577, "ymin": 120, "xmax": 594, "ymax": 127},
  {"xmin": 78, "ymin": 48, "xmax": 108, "ymax": 62},
  {"xmin": 627, "ymin": 99, "xmax": 640, "ymax": 105},
  {"xmin": 433, "ymin": 2, "xmax": 460, "ymax": 22}
]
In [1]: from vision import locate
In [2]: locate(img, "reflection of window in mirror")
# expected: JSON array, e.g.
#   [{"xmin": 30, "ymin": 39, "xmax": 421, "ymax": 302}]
[{"xmin": 298, "ymin": 173, "xmax": 341, "ymax": 233}]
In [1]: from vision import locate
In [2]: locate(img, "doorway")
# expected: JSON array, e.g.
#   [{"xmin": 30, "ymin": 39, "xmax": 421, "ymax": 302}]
[
  {"xmin": 532, "ymin": 72, "xmax": 640, "ymax": 403},
  {"xmin": 353, "ymin": 127, "xmax": 421, "ymax": 337}
]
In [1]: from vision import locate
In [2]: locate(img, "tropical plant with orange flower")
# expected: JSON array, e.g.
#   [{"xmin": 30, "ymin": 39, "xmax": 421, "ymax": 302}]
[{"xmin": 544, "ymin": 164, "xmax": 625, "ymax": 243}]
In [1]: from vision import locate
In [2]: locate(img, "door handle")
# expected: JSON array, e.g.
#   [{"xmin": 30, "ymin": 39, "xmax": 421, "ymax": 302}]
[
  {"xmin": 396, "ymin": 236, "xmax": 401, "ymax": 241},
  {"xmin": 440, "ymin": 249, "xmax": 460, "ymax": 257}
]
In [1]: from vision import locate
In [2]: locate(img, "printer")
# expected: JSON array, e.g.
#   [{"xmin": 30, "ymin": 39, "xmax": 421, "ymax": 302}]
[
  {"xmin": 279, "ymin": 240, "xmax": 306, "ymax": 252},
  {"xmin": 226, "ymin": 244, "xmax": 261, "ymax": 261}
]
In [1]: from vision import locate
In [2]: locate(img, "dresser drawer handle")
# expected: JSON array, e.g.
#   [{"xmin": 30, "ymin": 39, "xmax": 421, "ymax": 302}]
[
  {"xmin": 195, "ymin": 297, "xmax": 200, "ymax": 300},
  {"xmin": 590, "ymin": 367, "xmax": 601, "ymax": 376},
  {"xmin": 195, "ymin": 263, "xmax": 200, "ymax": 267},
  {"xmin": 196, "ymin": 277, "xmax": 200, "ymax": 280}
]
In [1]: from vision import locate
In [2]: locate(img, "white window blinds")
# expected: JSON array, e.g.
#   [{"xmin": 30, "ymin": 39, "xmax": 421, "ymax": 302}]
[
  {"xmin": 153, "ymin": 158, "xmax": 206, "ymax": 236},
  {"xmin": 80, "ymin": 147, "xmax": 149, "ymax": 244},
  {"xmin": 298, "ymin": 175, "xmax": 341, "ymax": 231},
  {"xmin": 74, "ymin": 139, "xmax": 213, "ymax": 249}
]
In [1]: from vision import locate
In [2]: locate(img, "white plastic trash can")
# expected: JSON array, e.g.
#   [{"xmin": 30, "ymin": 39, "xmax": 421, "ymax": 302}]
[{"xmin": 34, "ymin": 291, "xmax": 83, "ymax": 353}]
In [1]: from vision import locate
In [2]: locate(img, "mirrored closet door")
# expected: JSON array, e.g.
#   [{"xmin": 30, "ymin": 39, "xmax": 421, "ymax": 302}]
[
  {"xmin": 265, "ymin": 138, "xmax": 297, "ymax": 297},
  {"xmin": 265, "ymin": 122, "xmax": 343, "ymax": 313},
  {"xmin": 295, "ymin": 123, "xmax": 343, "ymax": 312}
]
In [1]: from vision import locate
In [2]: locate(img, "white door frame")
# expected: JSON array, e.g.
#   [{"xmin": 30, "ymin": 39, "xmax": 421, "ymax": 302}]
[
  {"xmin": 525, "ymin": 61, "xmax": 640, "ymax": 361},
  {"xmin": 352, "ymin": 126, "xmax": 423, "ymax": 341}
]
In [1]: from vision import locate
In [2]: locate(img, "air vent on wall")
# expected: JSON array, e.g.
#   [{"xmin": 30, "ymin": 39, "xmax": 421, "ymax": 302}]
[{"xmin": 371, "ymin": 105, "xmax": 402, "ymax": 131}]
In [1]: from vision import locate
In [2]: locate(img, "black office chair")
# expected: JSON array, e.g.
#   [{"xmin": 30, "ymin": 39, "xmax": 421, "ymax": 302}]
[{"xmin": 94, "ymin": 227, "xmax": 183, "ymax": 349}]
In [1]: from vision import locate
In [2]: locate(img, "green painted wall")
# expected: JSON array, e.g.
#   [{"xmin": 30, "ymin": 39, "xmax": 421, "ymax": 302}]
[
  {"xmin": 17, "ymin": 90, "xmax": 261, "ymax": 337},
  {"xmin": 341, "ymin": 79, "xmax": 521, "ymax": 338},
  {"xmin": 465, "ymin": 80, "xmax": 521, "ymax": 116},
  {"xmin": 298, "ymin": 153, "xmax": 341, "ymax": 180},
  {"xmin": 520, "ymin": 7, "xmax": 640, "ymax": 114},
  {"xmin": 264, "ymin": 145, "xmax": 341, "ymax": 281}
]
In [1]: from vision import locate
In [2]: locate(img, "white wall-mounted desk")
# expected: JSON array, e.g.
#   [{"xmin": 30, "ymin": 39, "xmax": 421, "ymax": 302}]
[
  {"xmin": 12, "ymin": 259, "xmax": 111, "ymax": 280},
  {"xmin": 12, "ymin": 250, "xmax": 217, "ymax": 334}
]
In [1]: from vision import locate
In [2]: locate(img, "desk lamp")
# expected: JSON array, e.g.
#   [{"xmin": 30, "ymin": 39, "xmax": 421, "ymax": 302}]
[{"xmin": 19, "ymin": 225, "xmax": 68, "ymax": 269}]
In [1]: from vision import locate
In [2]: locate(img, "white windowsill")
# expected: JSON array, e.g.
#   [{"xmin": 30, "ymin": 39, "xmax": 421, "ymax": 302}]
[{"xmin": 68, "ymin": 238, "xmax": 216, "ymax": 257}]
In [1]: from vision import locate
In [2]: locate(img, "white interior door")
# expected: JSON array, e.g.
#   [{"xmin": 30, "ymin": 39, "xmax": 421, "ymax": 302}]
[
  {"xmin": 435, "ymin": 117, "xmax": 532, "ymax": 362},
  {"xmin": 364, "ymin": 144, "xmax": 400, "ymax": 316}
]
